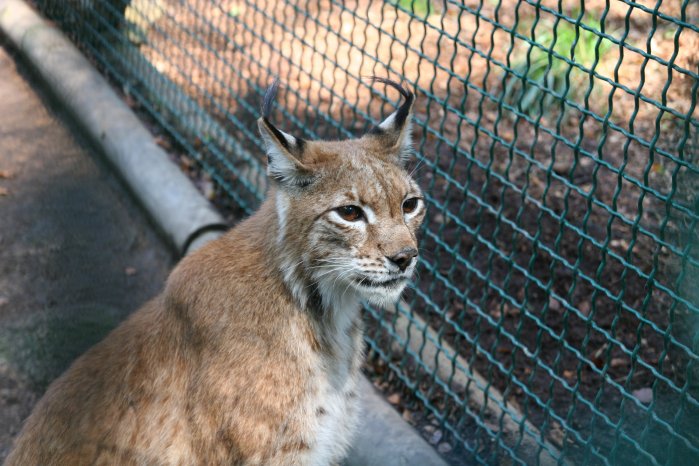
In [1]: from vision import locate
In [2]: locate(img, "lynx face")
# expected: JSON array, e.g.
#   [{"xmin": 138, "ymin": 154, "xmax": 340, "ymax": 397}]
[{"xmin": 259, "ymin": 78, "xmax": 425, "ymax": 309}]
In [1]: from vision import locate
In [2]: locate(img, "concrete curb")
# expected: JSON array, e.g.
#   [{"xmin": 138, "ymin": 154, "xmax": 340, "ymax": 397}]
[
  {"xmin": 0, "ymin": 1, "xmax": 448, "ymax": 465},
  {"xmin": 0, "ymin": 0, "xmax": 226, "ymax": 256}
]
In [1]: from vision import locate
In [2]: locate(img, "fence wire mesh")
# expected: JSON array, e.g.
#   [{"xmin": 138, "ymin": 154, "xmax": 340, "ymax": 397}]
[{"xmin": 32, "ymin": 0, "xmax": 699, "ymax": 464}]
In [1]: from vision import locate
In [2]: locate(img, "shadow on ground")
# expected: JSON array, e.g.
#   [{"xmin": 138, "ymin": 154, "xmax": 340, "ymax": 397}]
[{"xmin": 0, "ymin": 41, "xmax": 174, "ymax": 460}]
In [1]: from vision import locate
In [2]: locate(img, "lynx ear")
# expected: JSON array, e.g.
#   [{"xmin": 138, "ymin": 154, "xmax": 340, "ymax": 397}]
[
  {"xmin": 258, "ymin": 80, "xmax": 314, "ymax": 188},
  {"xmin": 367, "ymin": 77, "xmax": 415, "ymax": 165}
]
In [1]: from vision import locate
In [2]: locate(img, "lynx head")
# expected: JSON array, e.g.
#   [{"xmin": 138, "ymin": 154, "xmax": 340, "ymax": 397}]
[{"xmin": 258, "ymin": 78, "xmax": 425, "ymax": 310}]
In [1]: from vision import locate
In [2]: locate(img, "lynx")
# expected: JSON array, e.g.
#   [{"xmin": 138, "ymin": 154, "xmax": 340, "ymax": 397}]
[{"xmin": 6, "ymin": 78, "xmax": 426, "ymax": 465}]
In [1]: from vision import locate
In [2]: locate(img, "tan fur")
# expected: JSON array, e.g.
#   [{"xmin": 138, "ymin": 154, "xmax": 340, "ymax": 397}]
[{"xmin": 6, "ymin": 84, "xmax": 425, "ymax": 466}]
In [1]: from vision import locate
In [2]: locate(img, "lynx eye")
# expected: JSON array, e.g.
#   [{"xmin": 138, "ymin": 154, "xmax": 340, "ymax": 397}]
[
  {"xmin": 336, "ymin": 205, "xmax": 364, "ymax": 222},
  {"xmin": 402, "ymin": 197, "xmax": 420, "ymax": 214}
]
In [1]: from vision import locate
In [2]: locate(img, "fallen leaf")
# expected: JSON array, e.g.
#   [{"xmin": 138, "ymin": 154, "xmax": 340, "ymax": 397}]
[
  {"xmin": 201, "ymin": 180, "xmax": 215, "ymax": 200},
  {"xmin": 563, "ymin": 370, "xmax": 575, "ymax": 380},
  {"xmin": 548, "ymin": 296, "xmax": 561, "ymax": 311},
  {"xmin": 504, "ymin": 304, "xmax": 520, "ymax": 316},
  {"xmin": 0, "ymin": 170, "xmax": 13, "ymax": 179},
  {"xmin": 437, "ymin": 442, "xmax": 453, "ymax": 454},
  {"xmin": 591, "ymin": 344, "xmax": 609, "ymax": 369},
  {"xmin": 124, "ymin": 93, "xmax": 137, "ymax": 108},
  {"xmin": 651, "ymin": 162, "xmax": 665, "ymax": 174},
  {"xmin": 611, "ymin": 357, "xmax": 626, "ymax": 368},
  {"xmin": 578, "ymin": 301, "xmax": 591, "ymax": 316},
  {"xmin": 179, "ymin": 154, "xmax": 192, "ymax": 165},
  {"xmin": 154, "ymin": 135, "xmax": 172, "ymax": 150},
  {"xmin": 386, "ymin": 393, "xmax": 401, "ymax": 405},
  {"xmin": 547, "ymin": 422, "xmax": 566, "ymax": 447},
  {"xmin": 429, "ymin": 429, "xmax": 443, "ymax": 445},
  {"xmin": 611, "ymin": 238, "xmax": 629, "ymax": 250},
  {"xmin": 0, "ymin": 187, "xmax": 9, "ymax": 196},
  {"xmin": 632, "ymin": 387, "xmax": 653, "ymax": 404},
  {"xmin": 125, "ymin": 267, "xmax": 137, "ymax": 276},
  {"xmin": 402, "ymin": 409, "xmax": 413, "ymax": 423}
]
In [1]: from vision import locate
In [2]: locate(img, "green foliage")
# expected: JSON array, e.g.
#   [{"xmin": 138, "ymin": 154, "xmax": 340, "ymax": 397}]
[
  {"xmin": 503, "ymin": 13, "xmax": 614, "ymax": 120},
  {"xmin": 392, "ymin": 0, "xmax": 434, "ymax": 18}
]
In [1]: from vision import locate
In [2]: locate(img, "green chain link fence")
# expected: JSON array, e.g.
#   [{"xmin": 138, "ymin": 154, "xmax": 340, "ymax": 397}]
[{"xmin": 31, "ymin": 0, "xmax": 698, "ymax": 464}]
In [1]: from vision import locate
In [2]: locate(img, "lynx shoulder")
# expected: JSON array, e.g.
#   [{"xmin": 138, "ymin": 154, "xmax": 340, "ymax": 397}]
[{"xmin": 6, "ymin": 78, "xmax": 426, "ymax": 466}]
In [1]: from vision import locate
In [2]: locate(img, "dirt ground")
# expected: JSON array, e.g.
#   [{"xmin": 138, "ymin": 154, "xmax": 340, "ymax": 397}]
[
  {"xmin": 38, "ymin": 0, "xmax": 698, "ymax": 463},
  {"xmin": 0, "ymin": 42, "xmax": 174, "ymax": 462}
]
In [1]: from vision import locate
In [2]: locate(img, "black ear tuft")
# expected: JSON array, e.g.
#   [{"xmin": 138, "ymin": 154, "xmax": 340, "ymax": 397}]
[
  {"xmin": 258, "ymin": 78, "xmax": 314, "ymax": 189},
  {"xmin": 368, "ymin": 76, "xmax": 414, "ymax": 131},
  {"xmin": 366, "ymin": 77, "xmax": 416, "ymax": 165},
  {"xmin": 260, "ymin": 78, "xmax": 294, "ymax": 152},
  {"xmin": 261, "ymin": 77, "xmax": 281, "ymax": 120},
  {"xmin": 259, "ymin": 78, "xmax": 309, "ymax": 155}
]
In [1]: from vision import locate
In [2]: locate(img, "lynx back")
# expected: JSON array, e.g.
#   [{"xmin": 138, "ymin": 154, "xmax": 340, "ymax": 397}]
[{"xmin": 6, "ymin": 78, "xmax": 426, "ymax": 466}]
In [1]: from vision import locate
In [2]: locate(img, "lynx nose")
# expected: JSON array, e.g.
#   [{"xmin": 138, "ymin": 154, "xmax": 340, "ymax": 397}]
[{"xmin": 387, "ymin": 248, "xmax": 418, "ymax": 272}]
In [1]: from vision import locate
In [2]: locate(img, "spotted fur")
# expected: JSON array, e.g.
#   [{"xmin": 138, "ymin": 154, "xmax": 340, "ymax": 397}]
[{"xmin": 6, "ymin": 78, "xmax": 425, "ymax": 465}]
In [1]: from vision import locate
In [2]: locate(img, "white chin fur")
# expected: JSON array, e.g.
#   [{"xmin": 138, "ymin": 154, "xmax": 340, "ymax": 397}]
[
  {"xmin": 314, "ymin": 272, "xmax": 408, "ymax": 309},
  {"xmin": 353, "ymin": 281, "xmax": 408, "ymax": 308}
]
